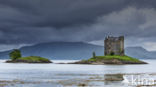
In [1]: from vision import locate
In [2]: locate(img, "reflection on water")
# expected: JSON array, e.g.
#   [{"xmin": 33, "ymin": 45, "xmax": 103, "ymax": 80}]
[{"xmin": 0, "ymin": 60, "xmax": 156, "ymax": 87}]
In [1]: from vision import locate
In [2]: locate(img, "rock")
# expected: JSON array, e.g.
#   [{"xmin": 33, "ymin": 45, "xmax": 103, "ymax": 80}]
[
  {"xmin": 78, "ymin": 83, "xmax": 87, "ymax": 87},
  {"xmin": 105, "ymin": 74, "xmax": 124, "ymax": 81}
]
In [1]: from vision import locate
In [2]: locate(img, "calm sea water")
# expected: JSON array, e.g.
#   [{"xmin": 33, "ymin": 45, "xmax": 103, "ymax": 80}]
[{"xmin": 0, "ymin": 59, "xmax": 155, "ymax": 87}]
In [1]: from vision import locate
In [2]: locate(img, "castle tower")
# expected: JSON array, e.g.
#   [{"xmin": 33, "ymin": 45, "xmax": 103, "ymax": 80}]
[{"xmin": 104, "ymin": 36, "xmax": 124, "ymax": 56}]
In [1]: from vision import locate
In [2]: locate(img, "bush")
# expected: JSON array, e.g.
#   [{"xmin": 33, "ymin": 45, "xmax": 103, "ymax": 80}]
[{"xmin": 9, "ymin": 49, "xmax": 22, "ymax": 60}]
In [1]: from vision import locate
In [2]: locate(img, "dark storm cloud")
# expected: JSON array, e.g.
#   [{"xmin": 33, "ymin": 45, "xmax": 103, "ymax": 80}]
[
  {"xmin": 0, "ymin": 0, "xmax": 128, "ymax": 28},
  {"xmin": 0, "ymin": 0, "xmax": 156, "ymax": 46}
]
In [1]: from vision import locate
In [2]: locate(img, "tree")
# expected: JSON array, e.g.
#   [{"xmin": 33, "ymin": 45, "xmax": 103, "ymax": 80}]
[
  {"xmin": 92, "ymin": 51, "xmax": 96, "ymax": 58},
  {"xmin": 9, "ymin": 49, "xmax": 22, "ymax": 60}
]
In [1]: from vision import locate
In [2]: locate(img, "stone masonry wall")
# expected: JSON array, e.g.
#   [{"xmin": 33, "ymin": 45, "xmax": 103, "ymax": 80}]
[{"xmin": 104, "ymin": 36, "xmax": 124, "ymax": 56}]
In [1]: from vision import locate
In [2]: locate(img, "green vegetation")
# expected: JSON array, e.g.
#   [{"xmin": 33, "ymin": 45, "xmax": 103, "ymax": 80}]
[
  {"xmin": 7, "ymin": 49, "xmax": 52, "ymax": 63},
  {"xmin": 9, "ymin": 49, "xmax": 22, "ymax": 60},
  {"xmin": 73, "ymin": 55, "xmax": 147, "ymax": 64},
  {"xmin": 7, "ymin": 56, "xmax": 52, "ymax": 63},
  {"xmin": 88, "ymin": 55, "xmax": 140, "ymax": 62},
  {"xmin": 15, "ymin": 56, "xmax": 52, "ymax": 63}
]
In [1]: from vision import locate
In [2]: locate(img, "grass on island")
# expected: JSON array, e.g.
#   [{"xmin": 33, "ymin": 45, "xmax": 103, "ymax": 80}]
[
  {"xmin": 18, "ymin": 56, "xmax": 51, "ymax": 62},
  {"xmin": 87, "ymin": 55, "xmax": 141, "ymax": 62},
  {"xmin": 7, "ymin": 56, "xmax": 52, "ymax": 63}
]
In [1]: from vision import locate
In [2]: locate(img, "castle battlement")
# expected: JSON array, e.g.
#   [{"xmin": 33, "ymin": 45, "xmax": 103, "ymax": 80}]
[{"xmin": 104, "ymin": 36, "xmax": 124, "ymax": 56}]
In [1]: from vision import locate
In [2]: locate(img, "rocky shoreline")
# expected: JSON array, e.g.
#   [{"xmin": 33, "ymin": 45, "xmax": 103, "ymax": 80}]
[{"xmin": 0, "ymin": 73, "xmax": 155, "ymax": 87}]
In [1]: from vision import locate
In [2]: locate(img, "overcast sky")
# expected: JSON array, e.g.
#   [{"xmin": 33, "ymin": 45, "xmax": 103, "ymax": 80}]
[{"xmin": 0, "ymin": 0, "xmax": 156, "ymax": 51}]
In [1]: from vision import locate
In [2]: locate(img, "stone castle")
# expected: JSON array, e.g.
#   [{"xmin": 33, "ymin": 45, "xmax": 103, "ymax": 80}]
[{"xmin": 104, "ymin": 36, "xmax": 124, "ymax": 56}]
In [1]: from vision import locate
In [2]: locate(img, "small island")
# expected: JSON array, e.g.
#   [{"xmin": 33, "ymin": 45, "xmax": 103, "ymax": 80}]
[
  {"xmin": 6, "ymin": 49, "xmax": 52, "ymax": 63},
  {"xmin": 71, "ymin": 36, "xmax": 147, "ymax": 65},
  {"xmin": 72, "ymin": 55, "xmax": 147, "ymax": 65}
]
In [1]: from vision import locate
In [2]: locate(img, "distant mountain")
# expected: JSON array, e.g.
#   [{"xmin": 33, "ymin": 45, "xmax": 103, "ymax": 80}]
[
  {"xmin": 0, "ymin": 42, "xmax": 155, "ymax": 59},
  {"xmin": 125, "ymin": 47, "xmax": 156, "ymax": 59},
  {"xmin": 0, "ymin": 42, "xmax": 104, "ymax": 60},
  {"xmin": 0, "ymin": 50, "xmax": 12, "ymax": 59}
]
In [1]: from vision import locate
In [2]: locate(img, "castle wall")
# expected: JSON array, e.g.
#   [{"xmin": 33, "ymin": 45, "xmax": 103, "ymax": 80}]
[{"xmin": 104, "ymin": 36, "xmax": 124, "ymax": 56}]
